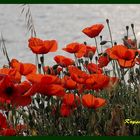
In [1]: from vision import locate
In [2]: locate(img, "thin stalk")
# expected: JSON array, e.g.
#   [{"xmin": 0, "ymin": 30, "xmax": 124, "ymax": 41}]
[{"xmin": 94, "ymin": 37, "xmax": 99, "ymax": 55}]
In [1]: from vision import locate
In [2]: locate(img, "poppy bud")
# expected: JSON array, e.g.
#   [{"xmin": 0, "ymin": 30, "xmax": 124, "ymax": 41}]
[
  {"xmin": 114, "ymin": 42, "xmax": 117, "ymax": 45},
  {"xmin": 100, "ymin": 40, "xmax": 108, "ymax": 45},
  {"xmin": 126, "ymin": 26, "xmax": 129, "ymax": 31},
  {"xmin": 95, "ymin": 56, "xmax": 98, "ymax": 62},
  {"xmin": 78, "ymin": 59, "xmax": 81, "ymax": 64},
  {"xmin": 80, "ymin": 59, "xmax": 84, "ymax": 64},
  {"xmin": 106, "ymin": 19, "xmax": 109, "ymax": 23},
  {"xmin": 103, "ymin": 52, "xmax": 107, "ymax": 56},
  {"xmin": 85, "ymin": 60, "xmax": 89, "ymax": 65},
  {"xmin": 38, "ymin": 64, "xmax": 41, "ymax": 69},
  {"xmin": 78, "ymin": 66, "xmax": 82, "ymax": 70},
  {"xmin": 100, "ymin": 35, "xmax": 102, "ymax": 40},
  {"xmin": 52, "ymin": 64, "xmax": 59, "ymax": 70},
  {"xmin": 40, "ymin": 56, "xmax": 44, "ymax": 63},
  {"xmin": 131, "ymin": 23, "xmax": 134, "ymax": 29},
  {"xmin": 84, "ymin": 42, "xmax": 87, "ymax": 45}
]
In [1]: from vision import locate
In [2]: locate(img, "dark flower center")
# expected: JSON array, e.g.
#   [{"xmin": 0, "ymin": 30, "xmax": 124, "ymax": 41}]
[{"xmin": 5, "ymin": 87, "xmax": 14, "ymax": 96}]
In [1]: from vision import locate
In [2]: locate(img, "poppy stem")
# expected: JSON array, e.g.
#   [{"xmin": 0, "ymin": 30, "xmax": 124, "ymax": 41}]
[
  {"xmin": 100, "ymin": 35, "xmax": 103, "ymax": 52},
  {"xmin": 94, "ymin": 37, "xmax": 99, "ymax": 55},
  {"xmin": 106, "ymin": 19, "xmax": 113, "ymax": 47},
  {"xmin": 131, "ymin": 23, "xmax": 137, "ymax": 48}
]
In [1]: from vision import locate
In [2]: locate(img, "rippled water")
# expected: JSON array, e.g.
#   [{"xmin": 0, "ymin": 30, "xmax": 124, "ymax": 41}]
[{"xmin": 0, "ymin": 4, "xmax": 140, "ymax": 65}]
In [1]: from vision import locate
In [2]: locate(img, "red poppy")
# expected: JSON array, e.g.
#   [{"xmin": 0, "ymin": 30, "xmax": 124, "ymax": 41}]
[
  {"xmin": 98, "ymin": 55, "xmax": 110, "ymax": 68},
  {"xmin": 82, "ymin": 24, "xmax": 104, "ymax": 38},
  {"xmin": 0, "ymin": 113, "xmax": 7, "ymax": 129},
  {"xmin": 0, "ymin": 128, "xmax": 16, "ymax": 136},
  {"xmin": 109, "ymin": 45, "xmax": 137, "ymax": 68},
  {"xmin": 61, "ymin": 76, "xmax": 77, "ymax": 90},
  {"xmin": 63, "ymin": 42, "xmax": 86, "ymax": 58},
  {"xmin": 60, "ymin": 103, "xmax": 72, "ymax": 117},
  {"xmin": 54, "ymin": 55, "xmax": 74, "ymax": 67},
  {"xmin": 86, "ymin": 63, "xmax": 103, "ymax": 74},
  {"xmin": 0, "ymin": 68, "xmax": 21, "ymax": 83},
  {"xmin": 0, "ymin": 97, "xmax": 11, "ymax": 110},
  {"xmin": 26, "ymin": 73, "xmax": 60, "ymax": 85},
  {"xmin": 84, "ymin": 45, "xmax": 96, "ymax": 58},
  {"xmin": 68, "ymin": 66, "xmax": 88, "ymax": 84},
  {"xmin": 82, "ymin": 94, "xmax": 106, "ymax": 109},
  {"xmin": 28, "ymin": 37, "xmax": 58, "ymax": 54},
  {"xmin": 62, "ymin": 93, "xmax": 80, "ymax": 107},
  {"xmin": 25, "ymin": 73, "xmax": 64, "ymax": 97},
  {"xmin": 10, "ymin": 59, "xmax": 37, "ymax": 76},
  {"xmin": 85, "ymin": 74, "xmax": 110, "ymax": 91},
  {"xmin": 0, "ymin": 75, "xmax": 32, "ymax": 107},
  {"xmin": 123, "ymin": 38, "xmax": 137, "ymax": 49},
  {"xmin": 0, "ymin": 75, "xmax": 19, "ymax": 100}
]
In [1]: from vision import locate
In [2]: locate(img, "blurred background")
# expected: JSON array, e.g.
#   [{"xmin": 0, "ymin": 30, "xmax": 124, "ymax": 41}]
[{"xmin": 0, "ymin": 4, "xmax": 140, "ymax": 65}]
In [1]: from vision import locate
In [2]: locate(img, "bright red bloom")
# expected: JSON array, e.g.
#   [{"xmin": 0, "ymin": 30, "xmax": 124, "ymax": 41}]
[
  {"xmin": 60, "ymin": 103, "xmax": 72, "ymax": 117},
  {"xmin": 26, "ymin": 73, "xmax": 64, "ymax": 97},
  {"xmin": 98, "ymin": 55, "xmax": 110, "ymax": 68},
  {"xmin": 82, "ymin": 94, "xmax": 106, "ymax": 109},
  {"xmin": 0, "ymin": 128, "xmax": 16, "ymax": 136},
  {"xmin": 28, "ymin": 37, "xmax": 58, "ymax": 54},
  {"xmin": 62, "ymin": 93, "xmax": 80, "ymax": 108},
  {"xmin": 84, "ymin": 45, "xmax": 96, "ymax": 58},
  {"xmin": 82, "ymin": 24, "xmax": 104, "ymax": 38},
  {"xmin": 0, "ymin": 68, "xmax": 21, "ymax": 83},
  {"xmin": 85, "ymin": 74, "xmax": 110, "ymax": 91},
  {"xmin": 54, "ymin": 55, "xmax": 74, "ymax": 67},
  {"xmin": 10, "ymin": 59, "xmax": 37, "ymax": 76},
  {"xmin": 0, "ymin": 113, "xmax": 7, "ymax": 129},
  {"xmin": 109, "ymin": 45, "xmax": 137, "ymax": 68},
  {"xmin": 68, "ymin": 66, "xmax": 88, "ymax": 84},
  {"xmin": 61, "ymin": 76, "xmax": 77, "ymax": 90},
  {"xmin": 86, "ymin": 63, "xmax": 103, "ymax": 74},
  {"xmin": 123, "ymin": 38, "xmax": 137, "ymax": 49},
  {"xmin": 0, "ymin": 75, "xmax": 32, "ymax": 107},
  {"xmin": 63, "ymin": 42, "xmax": 86, "ymax": 58}
]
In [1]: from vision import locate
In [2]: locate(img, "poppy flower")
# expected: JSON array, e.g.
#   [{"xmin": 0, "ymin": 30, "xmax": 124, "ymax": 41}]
[
  {"xmin": 44, "ymin": 84, "xmax": 65, "ymax": 97},
  {"xmin": 54, "ymin": 55, "xmax": 74, "ymax": 67},
  {"xmin": 0, "ymin": 97, "xmax": 11, "ymax": 110},
  {"xmin": 84, "ymin": 45, "xmax": 96, "ymax": 58},
  {"xmin": 0, "ymin": 75, "xmax": 33, "ymax": 107},
  {"xmin": 60, "ymin": 103, "xmax": 72, "ymax": 117},
  {"xmin": 25, "ymin": 73, "xmax": 64, "ymax": 97},
  {"xmin": 10, "ymin": 59, "xmax": 37, "ymax": 76},
  {"xmin": 85, "ymin": 63, "xmax": 103, "ymax": 74},
  {"xmin": 0, "ymin": 113, "xmax": 7, "ymax": 129},
  {"xmin": 123, "ymin": 38, "xmax": 137, "ymax": 49},
  {"xmin": 109, "ymin": 45, "xmax": 137, "ymax": 68},
  {"xmin": 61, "ymin": 76, "xmax": 77, "ymax": 90},
  {"xmin": 68, "ymin": 66, "xmax": 88, "ymax": 84},
  {"xmin": 82, "ymin": 24, "xmax": 104, "ymax": 38},
  {"xmin": 26, "ymin": 73, "xmax": 60, "ymax": 85},
  {"xmin": 0, "ymin": 68, "xmax": 21, "ymax": 83},
  {"xmin": 82, "ymin": 94, "xmax": 106, "ymax": 109},
  {"xmin": 62, "ymin": 93, "xmax": 80, "ymax": 107},
  {"xmin": 28, "ymin": 37, "xmax": 58, "ymax": 54},
  {"xmin": 0, "ymin": 75, "xmax": 19, "ymax": 100},
  {"xmin": 85, "ymin": 74, "xmax": 110, "ymax": 91},
  {"xmin": 98, "ymin": 55, "xmax": 110, "ymax": 68},
  {"xmin": 62, "ymin": 42, "xmax": 86, "ymax": 58},
  {"xmin": 0, "ymin": 128, "xmax": 16, "ymax": 136}
]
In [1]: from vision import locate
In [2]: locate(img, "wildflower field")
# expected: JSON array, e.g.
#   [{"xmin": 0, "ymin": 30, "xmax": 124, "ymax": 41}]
[{"xmin": 0, "ymin": 5, "xmax": 140, "ymax": 136}]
